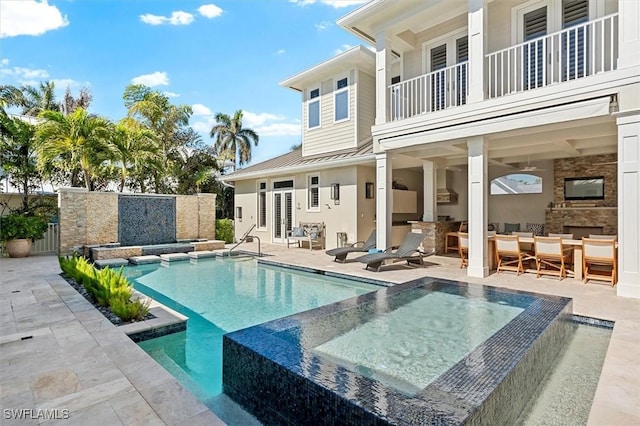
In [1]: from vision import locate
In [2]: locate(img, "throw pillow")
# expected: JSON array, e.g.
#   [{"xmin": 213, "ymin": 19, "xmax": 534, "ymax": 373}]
[
  {"xmin": 291, "ymin": 227, "xmax": 305, "ymax": 237},
  {"xmin": 504, "ymin": 223, "xmax": 521, "ymax": 234},
  {"xmin": 487, "ymin": 223, "xmax": 499, "ymax": 232},
  {"xmin": 526, "ymin": 223, "xmax": 545, "ymax": 236},
  {"xmin": 309, "ymin": 227, "xmax": 319, "ymax": 239}
]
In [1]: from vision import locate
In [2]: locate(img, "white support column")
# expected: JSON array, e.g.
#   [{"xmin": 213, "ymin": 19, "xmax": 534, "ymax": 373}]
[
  {"xmin": 467, "ymin": 0, "xmax": 487, "ymax": 103},
  {"xmin": 467, "ymin": 137, "xmax": 489, "ymax": 277},
  {"xmin": 618, "ymin": 0, "xmax": 640, "ymax": 69},
  {"xmin": 375, "ymin": 32, "xmax": 392, "ymax": 125},
  {"xmin": 376, "ymin": 153, "xmax": 393, "ymax": 249},
  {"xmin": 423, "ymin": 161, "xmax": 437, "ymax": 222},
  {"xmin": 616, "ymin": 112, "xmax": 640, "ymax": 298}
]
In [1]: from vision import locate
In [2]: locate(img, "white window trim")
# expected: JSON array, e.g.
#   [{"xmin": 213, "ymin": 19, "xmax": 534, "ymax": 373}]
[
  {"xmin": 306, "ymin": 173, "xmax": 320, "ymax": 212},
  {"xmin": 257, "ymin": 180, "xmax": 267, "ymax": 230},
  {"xmin": 307, "ymin": 85, "xmax": 321, "ymax": 130},
  {"xmin": 333, "ymin": 73, "xmax": 350, "ymax": 124},
  {"xmin": 422, "ymin": 27, "xmax": 468, "ymax": 73}
]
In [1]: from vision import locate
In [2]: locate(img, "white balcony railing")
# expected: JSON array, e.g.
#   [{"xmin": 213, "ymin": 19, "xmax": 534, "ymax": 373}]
[
  {"xmin": 487, "ymin": 13, "xmax": 618, "ymax": 99},
  {"xmin": 389, "ymin": 62, "xmax": 468, "ymax": 121}
]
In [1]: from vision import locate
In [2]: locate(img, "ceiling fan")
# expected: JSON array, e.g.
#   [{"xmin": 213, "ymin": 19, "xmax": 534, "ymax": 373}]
[{"xmin": 519, "ymin": 156, "xmax": 546, "ymax": 172}]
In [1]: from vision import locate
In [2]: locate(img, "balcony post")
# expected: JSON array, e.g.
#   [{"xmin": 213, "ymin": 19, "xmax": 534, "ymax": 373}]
[
  {"xmin": 467, "ymin": 136, "xmax": 489, "ymax": 278},
  {"xmin": 618, "ymin": 0, "xmax": 640, "ymax": 69},
  {"xmin": 375, "ymin": 32, "xmax": 392, "ymax": 125},
  {"xmin": 375, "ymin": 152, "xmax": 393, "ymax": 249},
  {"xmin": 467, "ymin": 0, "xmax": 487, "ymax": 103},
  {"xmin": 423, "ymin": 161, "xmax": 437, "ymax": 222}
]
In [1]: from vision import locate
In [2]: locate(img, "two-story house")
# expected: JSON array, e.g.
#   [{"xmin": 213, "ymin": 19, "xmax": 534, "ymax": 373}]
[{"xmin": 222, "ymin": 0, "xmax": 639, "ymax": 298}]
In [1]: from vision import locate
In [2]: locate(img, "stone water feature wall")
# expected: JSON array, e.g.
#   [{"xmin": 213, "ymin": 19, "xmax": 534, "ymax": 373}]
[
  {"xmin": 119, "ymin": 195, "xmax": 176, "ymax": 246},
  {"xmin": 58, "ymin": 188, "xmax": 216, "ymax": 253}
]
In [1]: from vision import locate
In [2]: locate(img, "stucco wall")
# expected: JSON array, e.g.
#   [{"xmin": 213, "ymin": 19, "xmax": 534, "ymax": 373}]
[{"xmin": 58, "ymin": 189, "xmax": 216, "ymax": 253}]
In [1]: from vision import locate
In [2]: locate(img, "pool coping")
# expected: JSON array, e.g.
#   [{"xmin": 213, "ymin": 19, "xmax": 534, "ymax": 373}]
[{"xmin": 223, "ymin": 277, "xmax": 575, "ymax": 425}]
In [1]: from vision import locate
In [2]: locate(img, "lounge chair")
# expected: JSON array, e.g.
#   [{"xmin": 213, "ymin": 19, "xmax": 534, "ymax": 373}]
[
  {"xmin": 356, "ymin": 232, "xmax": 434, "ymax": 272},
  {"xmin": 325, "ymin": 230, "xmax": 377, "ymax": 263}
]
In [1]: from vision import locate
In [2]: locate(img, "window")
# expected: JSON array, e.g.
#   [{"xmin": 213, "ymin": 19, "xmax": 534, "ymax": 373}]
[
  {"xmin": 490, "ymin": 174, "xmax": 543, "ymax": 195},
  {"xmin": 308, "ymin": 175, "xmax": 319, "ymax": 210},
  {"xmin": 308, "ymin": 88, "xmax": 320, "ymax": 129},
  {"xmin": 334, "ymin": 77, "xmax": 349, "ymax": 122},
  {"xmin": 257, "ymin": 181, "xmax": 267, "ymax": 229}
]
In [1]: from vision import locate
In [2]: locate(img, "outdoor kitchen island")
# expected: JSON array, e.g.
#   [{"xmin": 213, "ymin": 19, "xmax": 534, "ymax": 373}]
[{"xmin": 409, "ymin": 220, "xmax": 462, "ymax": 254}]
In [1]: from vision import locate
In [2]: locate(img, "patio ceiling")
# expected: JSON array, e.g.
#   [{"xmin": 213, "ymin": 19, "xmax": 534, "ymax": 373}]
[{"xmin": 391, "ymin": 115, "xmax": 617, "ymax": 169}]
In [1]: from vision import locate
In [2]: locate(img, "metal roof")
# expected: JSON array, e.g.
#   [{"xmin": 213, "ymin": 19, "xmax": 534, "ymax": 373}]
[{"xmin": 221, "ymin": 140, "xmax": 375, "ymax": 181}]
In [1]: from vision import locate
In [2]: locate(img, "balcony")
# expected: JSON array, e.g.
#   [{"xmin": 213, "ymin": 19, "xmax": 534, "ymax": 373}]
[{"xmin": 387, "ymin": 14, "xmax": 618, "ymax": 122}]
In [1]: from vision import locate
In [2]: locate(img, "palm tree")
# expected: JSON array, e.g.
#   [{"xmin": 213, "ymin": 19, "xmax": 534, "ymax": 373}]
[
  {"xmin": 110, "ymin": 120, "xmax": 158, "ymax": 192},
  {"xmin": 0, "ymin": 85, "xmax": 24, "ymax": 115},
  {"xmin": 0, "ymin": 114, "xmax": 41, "ymax": 211},
  {"xmin": 209, "ymin": 110, "xmax": 259, "ymax": 169},
  {"xmin": 36, "ymin": 108, "xmax": 113, "ymax": 190},
  {"xmin": 21, "ymin": 81, "xmax": 59, "ymax": 116}
]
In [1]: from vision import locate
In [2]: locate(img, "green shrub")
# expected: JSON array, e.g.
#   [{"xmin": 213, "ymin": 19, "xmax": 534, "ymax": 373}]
[
  {"xmin": 57, "ymin": 255, "xmax": 147, "ymax": 322},
  {"xmin": 216, "ymin": 218, "xmax": 234, "ymax": 243},
  {"xmin": 0, "ymin": 213, "xmax": 48, "ymax": 242}
]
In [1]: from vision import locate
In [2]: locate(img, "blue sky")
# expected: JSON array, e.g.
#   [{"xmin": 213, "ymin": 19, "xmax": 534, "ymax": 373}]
[{"xmin": 0, "ymin": 0, "xmax": 368, "ymax": 165}]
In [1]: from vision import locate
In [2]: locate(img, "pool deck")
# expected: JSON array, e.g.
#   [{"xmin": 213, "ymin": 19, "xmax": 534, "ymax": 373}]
[{"xmin": 1, "ymin": 244, "xmax": 638, "ymax": 425}]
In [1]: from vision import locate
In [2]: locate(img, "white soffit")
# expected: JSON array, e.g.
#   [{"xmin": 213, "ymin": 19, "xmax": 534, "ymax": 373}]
[{"xmin": 378, "ymin": 97, "xmax": 613, "ymax": 151}]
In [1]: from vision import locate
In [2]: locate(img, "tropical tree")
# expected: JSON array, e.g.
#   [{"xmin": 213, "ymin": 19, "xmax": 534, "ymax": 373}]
[
  {"xmin": 109, "ymin": 120, "xmax": 158, "ymax": 192},
  {"xmin": 0, "ymin": 114, "xmax": 41, "ymax": 211},
  {"xmin": 209, "ymin": 110, "xmax": 259, "ymax": 169},
  {"xmin": 173, "ymin": 145, "xmax": 220, "ymax": 195},
  {"xmin": 0, "ymin": 85, "xmax": 24, "ymax": 115},
  {"xmin": 20, "ymin": 81, "xmax": 60, "ymax": 116},
  {"xmin": 61, "ymin": 86, "xmax": 93, "ymax": 115},
  {"xmin": 123, "ymin": 84, "xmax": 195, "ymax": 193},
  {"xmin": 36, "ymin": 108, "xmax": 113, "ymax": 190}
]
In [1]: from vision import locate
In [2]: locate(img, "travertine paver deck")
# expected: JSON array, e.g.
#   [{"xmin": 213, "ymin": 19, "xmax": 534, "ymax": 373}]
[{"xmin": 1, "ymin": 243, "xmax": 638, "ymax": 425}]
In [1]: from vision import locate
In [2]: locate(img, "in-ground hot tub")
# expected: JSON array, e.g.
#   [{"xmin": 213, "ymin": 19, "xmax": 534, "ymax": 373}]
[{"xmin": 223, "ymin": 278, "xmax": 574, "ymax": 425}]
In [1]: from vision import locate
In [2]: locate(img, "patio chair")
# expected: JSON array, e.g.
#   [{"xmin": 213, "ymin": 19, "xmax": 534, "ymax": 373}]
[
  {"xmin": 582, "ymin": 238, "xmax": 617, "ymax": 286},
  {"xmin": 495, "ymin": 235, "xmax": 534, "ymax": 276},
  {"xmin": 512, "ymin": 231, "xmax": 534, "ymax": 254},
  {"xmin": 457, "ymin": 232, "xmax": 468, "ymax": 268},
  {"xmin": 325, "ymin": 230, "xmax": 376, "ymax": 263},
  {"xmin": 533, "ymin": 236, "xmax": 572, "ymax": 280},
  {"xmin": 356, "ymin": 232, "xmax": 434, "ymax": 272}
]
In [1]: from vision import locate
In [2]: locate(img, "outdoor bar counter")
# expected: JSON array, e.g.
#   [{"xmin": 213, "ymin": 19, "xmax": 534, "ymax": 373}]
[{"xmin": 409, "ymin": 220, "xmax": 462, "ymax": 254}]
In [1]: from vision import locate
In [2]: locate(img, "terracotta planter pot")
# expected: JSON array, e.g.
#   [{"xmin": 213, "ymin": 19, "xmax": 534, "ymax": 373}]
[{"xmin": 5, "ymin": 239, "xmax": 32, "ymax": 258}]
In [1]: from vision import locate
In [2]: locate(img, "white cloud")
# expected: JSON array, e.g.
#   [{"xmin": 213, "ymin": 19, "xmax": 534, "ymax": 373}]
[
  {"xmin": 315, "ymin": 21, "xmax": 332, "ymax": 31},
  {"xmin": 140, "ymin": 11, "xmax": 194, "ymax": 26},
  {"xmin": 276, "ymin": 49, "xmax": 286, "ymax": 55},
  {"xmin": 334, "ymin": 44, "xmax": 354, "ymax": 55},
  {"xmin": 198, "ymin": 4, "xmax": 223, "ymax": 19},
  {"xmin": 289, "ymin": 0, "xmax": 366, "ymax": 8},
  {"xmin": 190, "ymin": 117, "xmax": 215, "ymax": 134},
  {"xmin": 1, "ymin": 59, "xmax": 9, "ymax": 66},
  {"xmin": 163, "ymin": 91, "xmax": 180, "ymax": 98},
  {"xmin": 0, "ymin": 0, "xmax": 69, "ymax": 38},
  {"xmin": 253, "ymin": 123, "xmax": 301, "ymax": 137},
  {"xmin": 131, "ymin": 71, "xmax": 169, "ymax": 87},
  {"xmin": 242, "ymin": 112, "xmax": 284, "ymax": 127},
  {"xmin": 192, "ymin": 103, "xmax": 213, "ymax": 116},
  {"xmin": 0, "ymin": 66, "xmax": 50, "ymax": 80},
  {"xmin": 190, "ymin": 111, "xmax": 301, "ymax": 138}
]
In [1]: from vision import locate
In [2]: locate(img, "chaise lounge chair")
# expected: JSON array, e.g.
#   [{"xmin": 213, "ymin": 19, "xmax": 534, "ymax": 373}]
[
  {"xmin": 355, "ymin": 232, "xmax": 434, "ymax": 272},
  {"xmin": 325, "ymin": 230, "xmax": 377, "ymax": 263}
]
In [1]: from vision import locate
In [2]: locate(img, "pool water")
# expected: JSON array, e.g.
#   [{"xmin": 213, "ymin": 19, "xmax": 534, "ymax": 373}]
[
  {"xmin": 313, "ymin": 290, "xmax": 525, "ymax": 394},
  {"xmin": 124, "ymin": 257, "xmax": 380, "ymax": 401}
]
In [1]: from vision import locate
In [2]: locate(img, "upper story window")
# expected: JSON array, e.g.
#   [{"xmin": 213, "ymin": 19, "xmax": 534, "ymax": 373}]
[
  {"xmin": 334, "ymin": 77, "xmax": 349, "ymax": 122},
  {"xmin": 308, "ymin": 88, "xmax": 320, "ymax": 129},
  {"xmin": 308, "ymin": 175, "xmax": 319, "ymax": 210},
  {"xmin": 257, "ymin": 181, "xmax": 267, "ymax": 229}
]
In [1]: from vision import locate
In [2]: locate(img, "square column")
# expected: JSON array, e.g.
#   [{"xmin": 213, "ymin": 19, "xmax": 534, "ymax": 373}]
[
  {"xmin": 375, "ymin": 32, "xmax": 392, "ymax": 125},
  {"xmin": 376, "ymin": 153, "xmax": 393, "ymax": 249},
  {"xmin": 616, "ymin": 112, "xmax": 640, "ymax": 298},
  {"xmin": 618, "ymin": 0, "xmax": 640, "ymax": 69},
  {"xmin": 467, "ymin": 0, "xmax": 487, "ymax": 103},
  {"xmin": 423, "ymin": 161, "xmax": 437, "ymax": 222},
  {"xmin": 467, "ymin": 137, "xmax": 489, "ymax": 277}
]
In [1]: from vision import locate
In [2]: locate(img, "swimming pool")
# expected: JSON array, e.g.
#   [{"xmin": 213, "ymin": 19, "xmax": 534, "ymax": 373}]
[{"xmin": 123, "ymin": 257, "xmax": 381, "ymax": 402}]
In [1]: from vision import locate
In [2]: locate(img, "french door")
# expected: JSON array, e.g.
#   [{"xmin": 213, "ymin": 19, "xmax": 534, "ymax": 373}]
[
  {"xmin": 426, "ymin": 33, "xmax": 468, "ymax": 112},
  {"xmin": 272, "ymin": 179, "xmax": 294, "ymax": 244}
]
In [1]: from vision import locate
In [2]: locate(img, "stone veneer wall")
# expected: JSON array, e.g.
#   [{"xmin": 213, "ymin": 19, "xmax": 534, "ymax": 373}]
[
  {"xmin": 547, "ymin": 154, "xmax": 618, "ymax": 236},
  {"xmin": 410, "ymin": 221, "xmax": 461, "ymax": 254},
  {"xmin": 553, "ymin": 154, "xmax": 617, "ymax": 206},
  {"xmin": 58, "ymin": 188, "xmax": 216, "ymax": 253}
]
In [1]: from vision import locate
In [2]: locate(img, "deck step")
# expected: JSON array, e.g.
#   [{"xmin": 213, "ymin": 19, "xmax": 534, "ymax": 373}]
[
  {"xmin": 94, "ymin": 258, "xmax": 129, "ymax": 269},
  {"xmin": 188, "ymin": 251, "xmax": 216, "ymax": 259},
  {"xmin": 160, "ymin": 253, "xmax": 190, "ymax": 262}
]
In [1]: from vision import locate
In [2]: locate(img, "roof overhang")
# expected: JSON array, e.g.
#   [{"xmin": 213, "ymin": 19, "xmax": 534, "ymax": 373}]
[{"xmin": 279, "ymin": 45, "xmax": 375, "ymax": 92}]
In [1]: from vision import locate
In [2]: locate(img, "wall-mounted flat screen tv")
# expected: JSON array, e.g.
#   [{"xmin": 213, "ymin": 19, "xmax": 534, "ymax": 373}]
[{"xmin": 564, "ymin": 176, "xmax": 605, "ymax": 200}]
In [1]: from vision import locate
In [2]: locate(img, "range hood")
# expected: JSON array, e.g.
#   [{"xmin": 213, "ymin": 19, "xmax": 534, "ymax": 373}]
[{"xmin": 436, "ymin": 170, "xmax": 458, "ymax": 204}]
